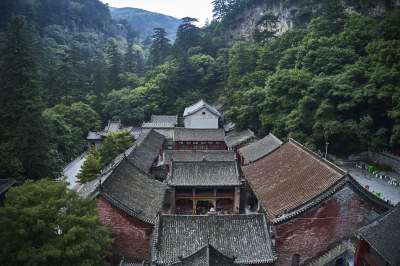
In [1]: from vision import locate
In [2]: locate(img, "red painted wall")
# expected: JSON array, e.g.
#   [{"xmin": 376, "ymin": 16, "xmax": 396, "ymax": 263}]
[
  {"xmin": 97, "ymin": 197, "xmax": 153, "ymax": 264},
  {"xmin": 354, "ymin": 239, "xmax": 388, "ymax": 266},
  {"xmin": 174, "ymin": 141, "xmax": 226, "ymax": 150},
  {"xmin": 274, "ymin": 195, "xmax": 377, "ymax": 265}
]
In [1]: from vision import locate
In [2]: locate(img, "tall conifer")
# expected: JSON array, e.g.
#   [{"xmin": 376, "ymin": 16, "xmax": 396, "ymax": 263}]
[
  {"xmin": 0, "ymin": 17, "xmax": 50, "ymax": 180},
  {"xmin": 150, "ymin": 27, "xmax": 172, "ymax": 66}
]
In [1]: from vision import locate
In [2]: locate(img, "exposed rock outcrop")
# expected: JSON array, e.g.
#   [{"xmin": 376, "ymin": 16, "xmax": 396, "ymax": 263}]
[{"xmin": 223, "ymin": 0, "xmax": 399, "ymax": 45}]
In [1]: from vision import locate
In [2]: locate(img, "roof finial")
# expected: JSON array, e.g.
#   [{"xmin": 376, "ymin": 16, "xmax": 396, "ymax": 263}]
[{"xmin": 98, "ymin": 179, "xmax": 102, "ymax": 192}]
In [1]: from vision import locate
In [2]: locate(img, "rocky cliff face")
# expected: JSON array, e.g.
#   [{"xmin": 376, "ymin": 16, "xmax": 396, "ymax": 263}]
[
  {"xmin": 224, "ymin": 1, "xmax": 292, "ymax": 44},
  {"xmin": 224, "ymin": 0, "xmax": 399, "ymax": 44}
]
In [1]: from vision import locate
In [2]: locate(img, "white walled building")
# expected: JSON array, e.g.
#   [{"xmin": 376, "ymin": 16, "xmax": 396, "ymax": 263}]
[{"xmin": 183, "ymin": 99, "xmax": 221, "ymax": 129}]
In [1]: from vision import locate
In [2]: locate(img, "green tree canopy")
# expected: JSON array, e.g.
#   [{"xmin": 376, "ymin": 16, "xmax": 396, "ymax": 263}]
[
  {"xmin": 98, "ymin": 131, "xmax": 135, "ymax": 168},
  {"xmin": 49, "ymin": 102, "xmax": 101, "ymax": 154},
  {"xmin": 106, "ymin": 44, "xmax": 123, "ymax": 91},
  {"xmin": 212, "ymin": 0, "xmax": 236, "ymax": 21},
  {"xmin": 103, "ymin": 88, "xmax": 146, "ymax": 125},
  {"xmin": 0, "ymin": 17, "xmax": 51, "ymax": 180},
  {"xmin": 150, "ymin": 27, "xmax": 172, "ymax": 66},
  {"xmin": 0, "ymin": 179, "xmax": 113, "ymax": 265},
  {"xmin": 174, "ymin": 17, "xmax": 200, "ymax": 51},
  {"xmin": 77, "ymin": 149, "xmax": 102, "ymax": 184}
]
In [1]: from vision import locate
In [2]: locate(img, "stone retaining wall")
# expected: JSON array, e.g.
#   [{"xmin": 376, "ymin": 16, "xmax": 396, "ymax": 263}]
[
  {"xmin": 336, "ymin": 151, "xmax": 400, "ymax": 173},
  {"xmin": 368, "ymin": 151, "xmax": 400, "ymax": 172}
]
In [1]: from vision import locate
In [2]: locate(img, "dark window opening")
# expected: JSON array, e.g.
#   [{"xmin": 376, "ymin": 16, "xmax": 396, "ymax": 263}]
[
  {"xmin": 291, "ymin": 254, "xmax": 300, "ymax": 266},
  {"xmin": 335, "ymin": 258, "xmax": 345, "ymax": 266}
]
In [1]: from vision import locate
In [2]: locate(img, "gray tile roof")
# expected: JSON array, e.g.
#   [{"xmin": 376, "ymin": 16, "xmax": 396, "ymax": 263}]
[
  {"xmin": 223, "ymin": 122, "xmax": 235, "ymax": 133},
  {"xmin": 130, "ymin": 128, "xmax": 174, "ymax": 139},
  {"xmin": 100, "ymin": 158, "xmax": 166, "ymax": 224},
  {"xmin": 79, "ymin": 130, "xmax": 164, "ymax": 198},
  {"xmin": 224, "ymin": 129, "xmax": 257, "ymax": 149},
  {"xmin": 128, "ymin": 127, "xmax": 149, "ymax": 139},
  {"xmin": 127, "ymin": 130, "xmax": 165, "ymax": 173},
  {"xmin": 86, "ymin": 120, "xmax": 130, "ymax": 140},
  {"xmin": 77, "ymin": 146, "xmax": 135, "ymax": 198},
  {"xmin": 163, "ymin": 150, "xmax": 236, "ymax": 164},
  {"xmin": 120, "ymin": 261, "xmax": 146, "ymax": 266},
  {"xmin": 169, "ymin": 161, "xmax": 240, "ymax": 187},
  {"xmin": 173, "ymin": 128, "xmax": 225, "ymax": 142},
  {"xmin": 142, "ymin": 122, "xmax": 176, "ymax": 128},
  {"xmin": 86, "ymin": 131, "xmax": 104, "ymax": 140},
  {"xmin": 183, "ymin": 99, "xmax": 221, "ymax": 117},
  {"xmin": 0, "ymin": 179, "xmax": 16, "ymax": 195},
  {"xmin": 152, "ymin": 214, "xmax": 277, "ymax": 265},
  {"xmin": 106, "ymin": 120, "xmax": 122, "ymax": 133},
  {"xmin": 238, "ymin": 133, "xmax": 282, "ymax": 163},
  {"xmin": 78, "ymin": 156, "xmax": 166, "ymax": 225},
  {"xmin": 358, "ymin": 204, "xmax": 400, "ymax": 265},
  {"xmin": 78, "ymin": 176, "xmax": 102, "ymax": 198},
  {"xmin": 170, "ymin": 244, "xmax": 237, "ymax": 266},
  {"xmin": 151, "ymin": 115, "xmax": 178, "ymax": 124},
  {"xmin": 120, "ymin": 262, "xmax": 146, "ymax": 266}
]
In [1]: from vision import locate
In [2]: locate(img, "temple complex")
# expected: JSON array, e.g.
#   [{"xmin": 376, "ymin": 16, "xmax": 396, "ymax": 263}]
[{"xmin": 77, "ymin": 99, "xmax": 396, "ymax": 265}]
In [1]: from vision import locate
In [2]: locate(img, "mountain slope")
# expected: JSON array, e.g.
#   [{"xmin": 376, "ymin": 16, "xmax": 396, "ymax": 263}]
[
  {"xmin": 217, "ymin": 0, "xmax": 400, "ymax": 44},
  {"xmin": 110, "ymin": 7, "xmax": 182, "ymax": 42}
]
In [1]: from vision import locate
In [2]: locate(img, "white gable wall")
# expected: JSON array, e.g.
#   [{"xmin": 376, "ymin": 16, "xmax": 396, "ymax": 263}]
[{"xmin": 184, "ymin": 107, "xmax": 219, "ymax": 129}]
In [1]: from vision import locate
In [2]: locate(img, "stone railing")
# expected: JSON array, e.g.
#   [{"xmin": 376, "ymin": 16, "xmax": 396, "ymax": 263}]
[{"xmin": 305, "ymin": 239, "xmax": 356, "ymax": 266}]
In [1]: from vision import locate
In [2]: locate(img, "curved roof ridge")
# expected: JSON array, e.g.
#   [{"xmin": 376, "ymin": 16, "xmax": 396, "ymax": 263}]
[
  {"xmin": 99, "ymin": 157, "xmax": 166, "ymax": 224},
  {"xmin": 243, "ymin": 138, "xmax": 346, "ymax": 219},
  {"xmin": 99, "ymin": 190, "xmax": 155, "ymax": 225},
  {"xmin": 239, "ymin": 132, "xmax": 283, "ymax": 164},
  {"xmin": 153, "ymin": 214, "xmax": 276, "ymax": 265},
  {"xmin": 287, "ymin": 138, "xmax": 346, "ymax": 175},
  {"xmin": 168, "ymin": 243, "xmax": 237, "ymax": 265},
  {"xmin": 183, "ymin": 99, "xmax": 221, "ymax": 117},
  {"xmin": 270, "ymin": 176, "xmax": 348, "ymax": 224},
  {"xmin": 270, "ymin": 174, "xmax": 392, "ymax": 224}
]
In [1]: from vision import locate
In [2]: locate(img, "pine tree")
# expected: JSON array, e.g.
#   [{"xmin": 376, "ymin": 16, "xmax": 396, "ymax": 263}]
[
  {"xmin": 0, "ymin": 17, "xmax": 50, "ymax": 180},
  {"xmin": 123, "ymin": 43, "xmax": 145, "ymax": 76},
  {"xmin": 175, "ymin": 17, "xmax": 200, "ymax": 51},
  {"xmin": 106, "ymin": 44, "xmax": 123, "ymax": 90},
  {"xmin": 150, "ymin": 27, "xmax": 172, "ymax": 66},
  {"xmin": 212, "ymin": 0, "xmax": 236, "ymax": 21},
  {"xmin": 77, "ymin": 149, "xmax": 102, "ymax": 184},
  {"xmin": 98, "ymin": 131, "xmax": 135, "ymax": 167},
  {"xmin": 46, "ymin": 50, "xmax": 87, "ymax": 106},
  {"xmin": 0, "ymin": 179, "xmax": 113, "ymax": 265},
  {"xmin": 91, "ymin": 54, "xmax": 108, "ymax": 114}
]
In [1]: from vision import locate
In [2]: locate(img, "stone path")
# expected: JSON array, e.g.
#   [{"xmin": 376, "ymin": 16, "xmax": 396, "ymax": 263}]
[
  {"xmin": 343, "ymin": 164, "xmax": 400, "ymax": 205},
  {"xmin": 63, "ymin": 154, "xmax": 87, "ymax": 190}
]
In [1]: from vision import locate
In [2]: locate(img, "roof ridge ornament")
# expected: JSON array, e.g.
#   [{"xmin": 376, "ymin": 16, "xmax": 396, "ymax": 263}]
[{"xmin": 98, "ymin": 179, "xmax": 102, "ymax": 193}]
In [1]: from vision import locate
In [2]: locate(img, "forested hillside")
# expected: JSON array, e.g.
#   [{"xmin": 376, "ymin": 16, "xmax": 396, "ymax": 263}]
[
  {"xmin": 0, "ymin": 0, "xmax": 146, "ymax": 182},
  {"xmin": 211, "ymin": 0, "xmax": 399, "ymax": 43},
  {"xmin": 0, "ymin": 0, "xmax": 399, "ymax": 182},
  {"xmin": 110, "ymin": 7, "xmax": 182, "ymax": 42}
]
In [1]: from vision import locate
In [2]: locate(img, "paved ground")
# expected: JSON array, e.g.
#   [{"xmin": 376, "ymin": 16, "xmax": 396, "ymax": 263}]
[
  {"xmin": 342, "ymin": 163, "xmax": 400, "ymax": 205},
  {"xmin": 63, "ymin": 155, "xmax": 87, "ymax": 190}
]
